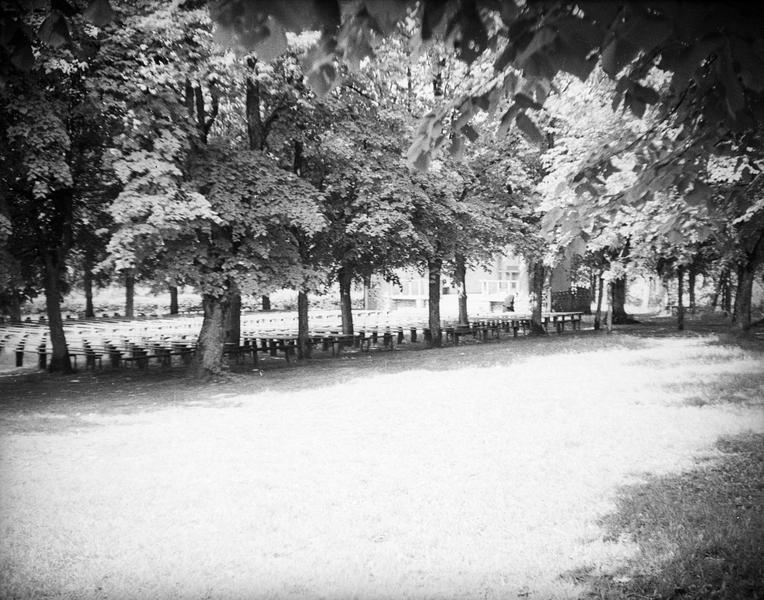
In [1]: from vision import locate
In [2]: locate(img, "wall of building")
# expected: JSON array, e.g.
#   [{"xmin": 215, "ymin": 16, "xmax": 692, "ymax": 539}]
[{"xmin": 381, "ymin": 250, "xmax": 535, "ymax": 316}]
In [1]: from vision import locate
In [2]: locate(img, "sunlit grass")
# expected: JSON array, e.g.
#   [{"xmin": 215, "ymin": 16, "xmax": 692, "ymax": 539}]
[{"xmin": 0, "ymin": 332, "xmax": 762, "ymax": 599}]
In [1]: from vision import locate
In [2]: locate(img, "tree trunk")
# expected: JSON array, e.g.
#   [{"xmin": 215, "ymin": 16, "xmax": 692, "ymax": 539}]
[
  {"xmin": 7, "ymin": 293, "xmax": 22, "ymax": 322},
  {"xmin": 723, "ymin": 271, "xmax": 732, "ymax": 313},
  {"xmin": 528, "ymin": 260, "xmax": 547, "ymax": 334},
  {"xmin": 41, "ymin": 188, "xmax": 73, "ymax": 372},
  {"xmin": 224, "ymin": 284, "xmax": 241, "ymax": 346},
  {"xmin": 606, "ymin": 280, "xmax": 613, "ymax": 332},
  {"xmin": 731, "ymin": 263, "xmax": 757, "ymax": 332},
  {"xmin": 612, "ymin": 276, "xmax": 628, "ymax": 323},
  {"xmin": 730, "ymin": 229, "xmax": 764, "ymax": 333},
  {"xmin": 594, "ymin": 274, "xmax": 604, "ymax": 330},
  {"xmin": 246, "ymin": 57, "xmax": 265, "ymax": 150},
  {"xmin": 641, "ymin": 277, "xmax": 652, "ymax": 312},
  {"xmin": 427, "ymin": 257, "xmax": 443, "ymax": 347},
  {"xmin": 297, "ymin": 290, "xmax": 311, "ymax": 359},
  {"xmin": 83, "ymin": 253, "xmax": 95, "ymax": 318},
  {"xmin": 688, "ymin": 265, "xmax": 696, "ymax": 313},
  {"xmin": 193, "ymin": 293, "xmax": 229, "ymax": 377},
  {"xmin": 169, "ymin": 285, "xmax": 179, "ymax": 315},
  {"xmin": 338, "ymin": 266, "xmax": 354, "ymax": 335},
  {"xmin": 292, "ymin": 135, "xmax": 311, "ymax": 358},
  {"xmin": 454, "ymin": 252, "xmax": 468, "ymax": 324},
  {"xmin": 677, "ymin": 265, "xmax": 685, "ymax": 331},
  {"xmin": 124, "ymin": 271, "xmax": 135, "ymax": 319},
  {"xmin": 43, "ymin": 253, "xmax": 72, "ymax": 373},
  {"xmin": 362, "ymin": 275, "xmax": 371, "ymax": 311},
  {"xmin": 711, "ymin": 267, "xmax": 728, "ymax": 311}
]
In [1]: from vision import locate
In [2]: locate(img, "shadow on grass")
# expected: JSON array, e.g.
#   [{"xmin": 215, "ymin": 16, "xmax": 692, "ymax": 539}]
[
  {"xmin": 564, "ymin": 433, "xmax": 764, "ymax": 600},
  {"xmin": 669, "ymin": 372, "xmax": 764, "ymax": 408},
  {"xmin": 0, "ymin": 329, "xmax": 648, "ymax": 410}
]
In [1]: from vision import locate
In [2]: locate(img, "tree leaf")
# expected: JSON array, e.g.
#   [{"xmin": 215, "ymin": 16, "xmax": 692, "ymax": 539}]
[
  {"xmin": 620, "ymin": 13, "xmax": 672, "ymax": 53},
  {"xmin": 516, "ymin": 27, "xmax": 557, "ymax": 66},
  {"xmin": 600, "ymin": 34, "xmax": 638, "ymax": 77},
  {"xmin": 515, "ymin": 112, "xmax": 543, "ymax": 145},
  {"xmin": 421, "ymin": 0, "xmax": 447, "ymax": 41},
  {"xmin": 38, "ymin": 13, "xmax": 70, "ymax": 48},
  {"xmin": 720, "ymin": 52, "xmax": 745, "ymax": 116},
  {"xmin": 306, "ymin": 62, "xmax": 336, "ymax": 96},
  {"xmin": 449, "ymin": 134, "xmax": 464, "ymax": 160},
  {"xmin": 83, "ymin": 0, "xmax": 114, "ymax": 27},
  {"xmin": 254, "ymin": 19, "xmax": 288, "ymax": 62},
  {"xmin": 625, "ymin": 91, "xmax": 646, "ymax": 118},
  {"xmin": 686, "ymin": 182, "xmax": 710, "ymax": 206},
  {"xmin": 497, "ymin": 103, "xmax": 519, "ymax": 137},
  {"xmin": 630, "ymin": 83, "xmax": 659, "ymax": 104},
  {"xmin": 462, "ymin": 124, "xmax": 479, "ymax": 143},
  {"xmin": 513, "ymin": 92, "xmax": 542, "ymax": 110}
]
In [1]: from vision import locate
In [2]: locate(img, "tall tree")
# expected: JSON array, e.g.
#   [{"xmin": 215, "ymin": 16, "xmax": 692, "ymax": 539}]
[{"xmin": 1, "ymin": 3, "xmax": 120, "ymax": 371}]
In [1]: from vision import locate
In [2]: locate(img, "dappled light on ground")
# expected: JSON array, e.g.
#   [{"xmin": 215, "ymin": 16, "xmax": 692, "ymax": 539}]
[{"xmin": 1, "ymin": 334, "xmax": 762, "ymax": 599}]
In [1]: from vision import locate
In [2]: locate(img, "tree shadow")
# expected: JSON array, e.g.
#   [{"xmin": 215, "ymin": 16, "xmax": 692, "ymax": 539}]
[
  {"xmin": 562, "ymin": 433, "xmax": 764, "ymax": 600},
  {"xmin": 0, "ymin": 329, "xmax": 647, "ymax": 409}
]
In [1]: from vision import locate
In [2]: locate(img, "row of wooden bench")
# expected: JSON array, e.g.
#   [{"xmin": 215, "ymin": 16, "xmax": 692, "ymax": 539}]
[{"xmin": 2, "ymin": 312, "xmax": 584, "ymax": 371}]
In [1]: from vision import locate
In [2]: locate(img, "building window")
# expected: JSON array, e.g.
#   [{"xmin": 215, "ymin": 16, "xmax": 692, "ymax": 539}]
[
  {"xmin": 393, "ymin": 278, "xmax": 427, "ymax": 296},
  {"xmin": 480, "ymin": 269, "xmax": 519, "ymax": 295}
]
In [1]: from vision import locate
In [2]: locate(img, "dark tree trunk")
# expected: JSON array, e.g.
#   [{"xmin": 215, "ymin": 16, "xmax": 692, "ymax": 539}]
[
  {"xmin": 83, "ymin": 252, "xmax": 95, "ymax": 318},
  {"xmin": 362, "ymin": 275, "xmax": 371, "ymax": 310},
  {"xmin": 594, "ymin": 274, "xmax": 604, "ymax": 330},
  {"xmin": 688, "ymin": 265, "xmax": 696, "ymax": 313},
  {"xmin": 677, "ymin": 266, "xmax": 685, "ymax": 331},
  {"xmin": 731, "ymin": 230, "xmax": 764, "ymax": 333},
  {"xmin": 338, "ymin": 266, "xmax": 354, "ymax": 335},
  {"xmin": 711, "ymin": 267, "xmax": 728, "ymax": 311},
  {"xmin": 124, "ymin": 271, "xmax": 135, "ymax": 319},
  {"xmin": 169, "ymin": 285, "xmax": 179, "ymax": 315},
  {"xmin": 41, "ymin": 188, "xmax": 73, "ymax": 372},
  {"xmin": 224, "ymin": 284, "xmax": 241, "ymax": 346},
  {"xmin": 261, "ymin": 295, "xmax": 271, "ymax": 311},
  {"xmin": 606, "ymin": 281, "xmax": 613, "ymax": 332},
  {"xmin": 186, "ymin": 77, "xmax": 218, "ymax": 146},
  {"xmin": 297, "ymin": 290, "xmax": 311, "ymax": 359},
  {"xmin": 427, "ymin": 257, "xmax": 443, "ymax": 347},
  {"xmin": 454, "ymin": 252, "xmax": 468, "ymax": 324},
  {"xmin": 193, "ymin": 293, "xmax": 229, "ymax": 377},
  {"xmin": 732, "ymin": 264, "xmax": 757, "ymax": 332},
  {"xmin": 528, "ymin": 260, "xmax": 547, "ymax": 334},
  {"xmin": 246, "ymin": 57, "xmax": 265, "ymax": 151},
  {"xmin": 7, "ymin": 293, "xmax": 22, "ymax": 322},
  {"xmin": 291, "ymin": 136, "xmax": 311, "ymax": 359},
  {"xmin": 612, "ymin": 276, "xmax": 628, "ymax": 323},
  {"xmin": 723, "ymin": 271, "xmax": 732, "ymax": 313},
  {"xmin": 43, "ymin": 254, "xmax": 72, "ymax": 373}
]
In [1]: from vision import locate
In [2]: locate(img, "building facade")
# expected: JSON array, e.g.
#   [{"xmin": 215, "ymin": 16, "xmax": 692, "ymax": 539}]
[{"xmin": 379, "ymin": 251, "xmax": 532, "ymax": 317}]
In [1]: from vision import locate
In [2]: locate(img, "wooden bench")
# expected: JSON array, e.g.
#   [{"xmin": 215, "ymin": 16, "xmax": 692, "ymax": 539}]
[
  {"xmin": 359, "ymin": 329, "xmax": 395, "ymax": 351},
  {"xmin": 320, "ymin": 333, "xmax": 357, "ymax": 356},
  {"xmin": 546, "ymin": 312, "xmax": 583, "ymax": 333},
  {"xmin": 445, "ymin": 324, "xmax": 474, "ymax": 345}
]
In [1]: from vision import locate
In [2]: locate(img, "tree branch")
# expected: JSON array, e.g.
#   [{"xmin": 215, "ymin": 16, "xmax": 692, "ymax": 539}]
[{"xmin": 341, "ymin": 82, "xmax": 378, "ymax": 105}]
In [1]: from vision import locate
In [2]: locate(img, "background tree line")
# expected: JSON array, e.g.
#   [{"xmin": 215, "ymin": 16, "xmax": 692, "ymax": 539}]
[{"xmin": 1, "ymin": 0, "xmax": 762, "ymax": 376}]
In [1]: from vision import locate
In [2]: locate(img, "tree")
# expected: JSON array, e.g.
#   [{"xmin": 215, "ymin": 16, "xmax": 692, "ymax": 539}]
[
  {"xmin": 300, "ymin": 79, "xmax": 424, "ymax": 336},
  {"xmin": 215, "ymin": 1, "xmax": 764, "ymax": 332},
  {"xmin": 1, "ymin": 3, "xmax": 123, "ymax": 371}
]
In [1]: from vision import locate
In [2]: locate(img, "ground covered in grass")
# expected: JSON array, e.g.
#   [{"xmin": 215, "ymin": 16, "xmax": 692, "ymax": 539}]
[{"xmin": 0, "ymin": 327, "xmax": 762, "ymax": 599}]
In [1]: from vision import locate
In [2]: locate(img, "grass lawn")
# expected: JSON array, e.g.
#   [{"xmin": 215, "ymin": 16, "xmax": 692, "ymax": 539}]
[{"xmin": 0, "ymin": 325, "xmax": 762, "ymax": 599}]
